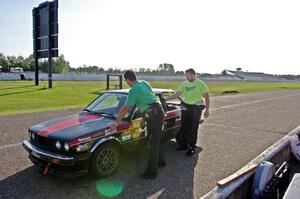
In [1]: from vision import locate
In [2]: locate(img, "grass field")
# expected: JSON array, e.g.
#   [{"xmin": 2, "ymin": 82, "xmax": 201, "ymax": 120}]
[{"xmin": 1, "ymin": 80, "xmax": 300, "ymax": 115}]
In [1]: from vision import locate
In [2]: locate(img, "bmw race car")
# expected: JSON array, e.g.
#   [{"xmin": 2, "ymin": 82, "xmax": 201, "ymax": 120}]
[{"xmin": 23, "ymin": 89, "xmax": 182, "ymax": 177}]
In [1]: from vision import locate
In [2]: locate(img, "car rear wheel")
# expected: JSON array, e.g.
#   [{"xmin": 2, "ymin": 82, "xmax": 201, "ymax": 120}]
[{"xmin": 90, "ymin": 143, "xmax": 120, "ymax": 178}]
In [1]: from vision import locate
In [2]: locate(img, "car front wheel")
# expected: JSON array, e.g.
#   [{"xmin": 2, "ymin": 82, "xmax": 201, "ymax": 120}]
[{"xmin": 90, "ymin": 143, "xmax": 120, "ymax": 178}]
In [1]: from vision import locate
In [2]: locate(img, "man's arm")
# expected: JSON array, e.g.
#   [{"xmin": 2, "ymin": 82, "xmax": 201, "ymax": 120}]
[
  {"xmin": 203, "ymin": 92, "xmax": 210, "ymax": 118},
  {"xmin": 166, "ymin": 91, "xmax": 182, "ymax": 101},
  {"xmin": 113, "ymin": 87, "xmax": 137, "ymax": 127},
  {"xmin": 114, "ymin": 105, "xmax": 130, "ymax": 125}
]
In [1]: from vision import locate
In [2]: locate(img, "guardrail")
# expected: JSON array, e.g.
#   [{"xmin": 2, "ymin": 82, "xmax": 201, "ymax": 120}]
[{"xmin": 201, "ymin": 124, "xmax": 300, "ymax": 199}]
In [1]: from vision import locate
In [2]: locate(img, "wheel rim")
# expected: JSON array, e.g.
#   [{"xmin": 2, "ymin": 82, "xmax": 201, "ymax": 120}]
[{"xmin": 96, "ymin": 148, "xmax": 118, "ymax": 175}]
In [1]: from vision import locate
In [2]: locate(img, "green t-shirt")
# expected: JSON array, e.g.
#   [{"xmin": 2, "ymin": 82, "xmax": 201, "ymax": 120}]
[
  {"xmin": 125, "ymin": 80, "xmax": 158, "ymax": 112},
  {"xmin": 177, "ymin": 79, "xmax": 209, "ymax": 105}
]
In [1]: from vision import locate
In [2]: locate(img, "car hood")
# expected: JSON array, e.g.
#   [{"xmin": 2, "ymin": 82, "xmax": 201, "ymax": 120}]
[{"xmin": 29, "ymin": 112, "xmax": 116, "ymax": 142}]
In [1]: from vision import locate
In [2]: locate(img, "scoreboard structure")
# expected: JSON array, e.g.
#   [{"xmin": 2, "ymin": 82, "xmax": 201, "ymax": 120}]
[{"xmin": 33, "ymin": 0, "xmax": 58, "ymax": 88}]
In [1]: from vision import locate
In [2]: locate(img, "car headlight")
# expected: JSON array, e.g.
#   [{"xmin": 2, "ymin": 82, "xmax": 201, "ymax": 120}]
[
  {"xmin": 64, "ymin": 143, "xmax": 70, "ymax": 151},
  {"xmin": 55, "ymin": 141, "xmax": 61, "ymax": 150}
]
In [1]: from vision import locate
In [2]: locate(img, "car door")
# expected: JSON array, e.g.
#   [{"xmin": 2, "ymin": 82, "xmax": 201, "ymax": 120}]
[
  {"xmin": 115, "ymin": 105, "xmax": 146, "ymax": 144},
  {"xmin": 159, "ymin": 93, "xmax": 181, "ymax": 140}
]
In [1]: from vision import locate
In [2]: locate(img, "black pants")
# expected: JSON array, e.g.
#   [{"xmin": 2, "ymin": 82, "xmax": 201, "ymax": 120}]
[
  {"xmin": 143, "ymin": 104, "xmax": 165, "ymax": 175},
  {"xmin": 178, "ymin": 104, "xmax": 204, "ymax": 148}
]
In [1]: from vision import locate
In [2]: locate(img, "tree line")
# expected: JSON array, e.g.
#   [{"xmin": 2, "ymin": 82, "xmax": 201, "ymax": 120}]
[
  {"xmin": 71, "ymin": 63, "xmax": 184, "ymax": 75},
  {"xmin": 2, "ymin": 52, "xmax": 298, "ymax": 79},
  {"xmin": 0, "ymin": 53, "xmax": 184, "ymax": 75},
  {"xmin": 0, "ymin": 53, "xmax": 71, "ymax": 74}
]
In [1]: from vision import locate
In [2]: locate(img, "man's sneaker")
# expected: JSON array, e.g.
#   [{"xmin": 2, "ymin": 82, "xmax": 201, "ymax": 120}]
[{"xmin": 185, "ymin": 148, "xmax": 195, "ymax": 156}]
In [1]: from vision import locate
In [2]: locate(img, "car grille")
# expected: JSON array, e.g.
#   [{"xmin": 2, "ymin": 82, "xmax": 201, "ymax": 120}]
[
  {"xmin": 29, "ymin": 130, "xmax": 74, "ymax": 155},
  {"xmin": 30, "ymin": 132, "xmax": 56, "ymax": 152}
]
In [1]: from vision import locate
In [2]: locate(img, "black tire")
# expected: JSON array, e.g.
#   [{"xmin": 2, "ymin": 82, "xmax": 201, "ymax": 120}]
[{"xmin": 90, "ymin": 142, "xmax": 120, "ymax": 178}]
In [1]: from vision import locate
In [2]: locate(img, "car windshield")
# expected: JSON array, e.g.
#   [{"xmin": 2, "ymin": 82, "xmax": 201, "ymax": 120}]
[{"xmin": 85, "ymin": 93, "xmax": 128, "ymax": 118}]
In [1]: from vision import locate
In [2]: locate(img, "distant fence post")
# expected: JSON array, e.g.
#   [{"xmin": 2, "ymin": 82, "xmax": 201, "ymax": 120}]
[
  {"xmin": 106, "ymin": 74, "xmax": 110, "ymax": 90},
  {"xmin": 106, "ymin": 74, "xmax": 122, "ymax": 90},
  {"xmin": 119, "ymin": 75, "xmax": 122, "ymax": 89}
]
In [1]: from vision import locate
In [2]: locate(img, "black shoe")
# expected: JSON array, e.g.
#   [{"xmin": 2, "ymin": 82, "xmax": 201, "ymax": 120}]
[
  {"xmin": 139, "ymin": 172, "xmax": 157, "ymax": 180},
  {"xmin": 176, "ymin": 145, "xmax": 188, "ymax": 151},
  {"xmin": 185, "ymin": 148, "xmax": 195, "ymax": 156},
  {"xmin": 158, "ymin": 160, "xmax": 167, "ymax": 167}
]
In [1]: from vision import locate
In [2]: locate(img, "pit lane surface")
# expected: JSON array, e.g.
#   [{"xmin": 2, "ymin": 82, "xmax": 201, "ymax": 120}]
[{"xmin": 1, "ymin": 89, "xmax": 300, "ymax": 199}]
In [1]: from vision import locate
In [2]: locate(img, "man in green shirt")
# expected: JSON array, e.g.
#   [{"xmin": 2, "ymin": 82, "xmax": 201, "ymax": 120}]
[
  {"xmin": 113, "ymin": 70, "xmax": 165, "ymax": 179},
  {"xmin": 167, "ymin": 68, "xmax": 210, "ymax": 156}
]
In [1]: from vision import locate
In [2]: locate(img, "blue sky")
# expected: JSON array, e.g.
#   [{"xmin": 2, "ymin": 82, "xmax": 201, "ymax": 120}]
[
  {"xmin": 1, "ymin": 0, "xmax": 300, "ymax": 75},
  {"xmin": 0, "ymin": 1, "xmax": 37, "ymax": 57}
]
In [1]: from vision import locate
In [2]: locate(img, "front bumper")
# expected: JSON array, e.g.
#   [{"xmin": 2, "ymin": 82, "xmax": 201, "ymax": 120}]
[{"xmin": 23, "ymin": 140, "xmax": 75, "ymax": 166}]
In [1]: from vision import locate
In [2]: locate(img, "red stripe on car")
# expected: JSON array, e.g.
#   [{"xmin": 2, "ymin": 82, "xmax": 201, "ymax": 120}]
[{"xmin": 39, "ymin": 114, "xmax": 102, "ymax": 137}]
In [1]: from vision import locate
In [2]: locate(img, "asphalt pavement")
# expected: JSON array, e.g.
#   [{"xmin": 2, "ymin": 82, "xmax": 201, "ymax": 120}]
[{"xmin": 1, "ymin": 89, "xmax": 300, "ymax": 199}]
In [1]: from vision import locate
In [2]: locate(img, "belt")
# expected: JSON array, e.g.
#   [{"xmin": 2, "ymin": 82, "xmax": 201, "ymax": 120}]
[
  {"xmin": 148, "ymin": 102, "xmax": 160, "ymax": 106},
  {"xmin": 143, "ymin": 103, "xmax": 163, "ymax": 118},
  {"xmin": 181, "ymin": 102, "xmax": 205, "ymax": 110},
  {"xmin": 144, "ymin": 103, "xmax": 161, "ymax": 113}
]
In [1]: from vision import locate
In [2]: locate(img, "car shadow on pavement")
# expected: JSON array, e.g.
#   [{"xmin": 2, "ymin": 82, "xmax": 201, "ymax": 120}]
[{"xmin": 0, "ymin": 140, "xmax": 202, "ymax": 199}]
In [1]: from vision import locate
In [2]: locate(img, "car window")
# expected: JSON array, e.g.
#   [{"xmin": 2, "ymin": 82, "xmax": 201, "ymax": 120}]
[
  {"xmin": 86, "ymin": 93, "xmax": 127, "ymax": 117},
  {"xmin": 94, "ymin": 95, "xmax": 120, "ymax": 110}
]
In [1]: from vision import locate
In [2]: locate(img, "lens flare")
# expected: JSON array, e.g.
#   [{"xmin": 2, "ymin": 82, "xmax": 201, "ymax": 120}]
[{"xmin": 96, "ymin": 180, "xmax": 124, "ymax": 198}]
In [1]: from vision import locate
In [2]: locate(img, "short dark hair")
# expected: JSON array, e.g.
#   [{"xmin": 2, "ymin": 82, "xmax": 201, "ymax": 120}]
[
  {"xmin": 185, "ymin": 68, "xmax": 196, "ymax": 75},
  {"xmin": 123, "ymin": 70, "xmax": 137, "ymax": 81}
]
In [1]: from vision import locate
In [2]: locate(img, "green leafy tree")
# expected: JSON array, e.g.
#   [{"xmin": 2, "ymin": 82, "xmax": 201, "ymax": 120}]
[{"xmin": 0, "ymin": 53, "xmax": 9, "ymax": 72}]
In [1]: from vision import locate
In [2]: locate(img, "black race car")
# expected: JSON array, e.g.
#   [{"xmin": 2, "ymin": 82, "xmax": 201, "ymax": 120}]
[{"xmin": 23, "ymin": 89, "xmax": 182, "ymax": 177}]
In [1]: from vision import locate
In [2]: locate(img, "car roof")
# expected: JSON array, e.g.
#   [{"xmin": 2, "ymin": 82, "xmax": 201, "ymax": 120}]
[{"xmin": 107, "ymin": 88, "xmax": 174, "ymax": 94}]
